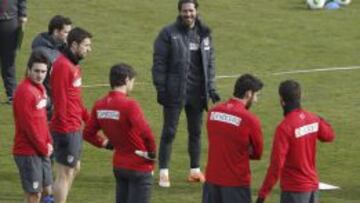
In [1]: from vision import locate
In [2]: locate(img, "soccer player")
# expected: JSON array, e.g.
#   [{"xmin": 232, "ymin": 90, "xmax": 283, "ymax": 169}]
[
  {"xmin": 152, "ymin": 0, "xmax": 220, "ymax": 187},
  {"xmin": 50, "ymin": 27, "xmax": 92, "ymax": 203},
  {"xmin": 203, "ymin": 74, "xmax": 264, "ymax": 203},
  {"xmin": 12, "ymin": 50, "xmax": 53, "ymax": 203},
  {"xmin": 255, "ymin": 80, "xmax": 335, "ymax": 203},
  {"xmin": 83, "ymin": 63, "xmax": 156, "ymax": 203}
]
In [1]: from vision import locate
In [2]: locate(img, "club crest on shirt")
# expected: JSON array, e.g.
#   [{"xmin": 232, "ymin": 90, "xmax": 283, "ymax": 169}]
[
  {"xmin": 67, "ymin": 155, "xmax": 74, "ymax": 164},
  {"xmin": 73, "ymin": 78, "xmax": 82, "ymax": 87},
  {"xmin": 97, "ymin": 110, "xmax": 120, "ymax": 120},
  {"xmin": 210, "ymin": 111, "xmax": 242, "ymax": 126},
  {"xmin": 36, "ymin": 99, "xmax": 47, "ymax": 109},
  {"xmin": 33, "ymin": 181, "xmax": 39, "ymax": 189},
  {"xmin": 295, "ymin": 122, "xmax": 319, "ymax": 138}
]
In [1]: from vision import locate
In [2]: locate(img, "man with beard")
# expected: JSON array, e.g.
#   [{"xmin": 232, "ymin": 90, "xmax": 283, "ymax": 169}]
[
  {"xmin": 152, "ymin": 0, "xmax": 220, "ymax": 187},
  {"xmin": 50, "ymin": 27, "xmax": 92, "ymax": 203},
  {"xmin": 202, "ymin": 74, "xmax": 264, "ymax": 203},
  {"xmin": 255, "ymin": 80, "xmax": 335, "ymax": 203}
]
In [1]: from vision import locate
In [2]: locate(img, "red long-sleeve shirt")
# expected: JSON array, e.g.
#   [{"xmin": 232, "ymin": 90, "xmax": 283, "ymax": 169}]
[
  {"xmin": 258, "ymin": 109, "xmax": 335, "ymax": 199},
  {"xmin": 205, "ymin": 98, "xmax": 263, "ymax": 186},
  {"xmin": 83, "ymin": 91, "xmax": 156, "ymax": 172},
  {"xmin": 12, "ymin": 78, "xmax": 52, "ymax": 156},
  {"xmin": 50, "ymin": 54, "xmax": 89, "ymax": 133}
]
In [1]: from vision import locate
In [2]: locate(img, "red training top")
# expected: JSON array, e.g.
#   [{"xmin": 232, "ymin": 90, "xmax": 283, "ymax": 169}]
[
  {"xmin": 50, "ymin": 54, "xmax": 89, "ymax": 133},
  {"xmin": 258, "ymin": 108, "xmax": 335, "ymax": 199},
  {"xmin": 205, "ymin": 98, "xmax": 264, "ymax": 186},
  {"xmin": 83, "ymin": 91, "xmax": 156, "ymax": 172},
  {"xmin": 12, "ymin": 78, "xmax": 52, "ymax": 156}
]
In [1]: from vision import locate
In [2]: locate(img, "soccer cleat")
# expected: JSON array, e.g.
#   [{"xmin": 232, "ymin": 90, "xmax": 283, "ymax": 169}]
[
  {"xmin": 159, "ymin": 172, "xmax": 171, "ymax": 187},
  {"xmin": 187, "ymin": 171, "xmax": 205, "ymax": 183}
]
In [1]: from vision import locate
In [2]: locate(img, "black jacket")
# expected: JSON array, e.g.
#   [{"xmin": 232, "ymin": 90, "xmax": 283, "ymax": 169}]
[
  {"xmin": 0, "ymin": 0, "xmax": 26, "ymax": 20},
  {"xmin": 152, "ymin": 17, "xmax": 218, "ymax": 109}
]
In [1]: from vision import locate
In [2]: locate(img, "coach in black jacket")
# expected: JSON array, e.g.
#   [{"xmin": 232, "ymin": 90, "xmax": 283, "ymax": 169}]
[
  {"xmin": 0, "ymin": 0, "xmax": 27, "ymax": 104},
  {"xmin": 152, "ymin": 0, "xmax": 220, "ymax": 187}
]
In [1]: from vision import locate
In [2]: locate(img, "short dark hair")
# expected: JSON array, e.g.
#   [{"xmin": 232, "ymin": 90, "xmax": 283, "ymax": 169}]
[
  {"xmin": 178, "ymin": 0, "xmax": 199, "ymax": 11},
  {"xmin": 109, "ymin": 63, "xmax": 137, "ymax": 89},
  {"xmin": 48, "ymin": 15, "xmax": 72, "ymax": 35},
  {"xmin": 27, "ymin": 50, "xmax": 50, "ymax": 70},
  {"xmin": 67, "ymin": 27, "xmax": 92, "ymax": 46},
  {"xmin": 233, "ymin": 74, "xmax": 263, "ymax": 99},
  {"xmin": 279, "ymin": 80, "xmax": 301, "ymax": 104}
]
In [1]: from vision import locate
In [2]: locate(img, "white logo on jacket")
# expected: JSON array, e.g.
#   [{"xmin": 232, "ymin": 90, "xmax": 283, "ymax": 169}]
[
  {"xmin": 36, "ymin": 99, "xmax": 47, "ymax": 109},
  {"xmin": 203, "ymin": 37, "xmax": 210, "ymax": 50},
  {"xmin": 210, "ymin": 112, "xmax": 242, "ymax": 126},
  {"xmin": 97, "ymin": 110, "xmax": 120, "ymax": 120},
  {"xmin": 33, "ymin": 181, "xmax": 39, "ymax": 189},
  {"xmin": 295, "ymin": 122, "xmax": 319, "ymax": 138},
  {"xmin": 73, "ymin": 78, "xmax": 82, "ymax": 87}
]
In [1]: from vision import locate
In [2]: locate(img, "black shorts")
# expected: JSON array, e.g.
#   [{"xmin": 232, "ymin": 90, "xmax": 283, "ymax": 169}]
[
  {"xmin": 113, "ymin": 168, "xmax": 153, "ymax": 203},
  {"xmin": 14, "ymin": 155, "xmax": 53, "ymax": 193},
  {"xmin": 202, "ymin": 182, "xmax": 251, "ymax": 203},
  {"xmin": 53, "ymin": 131, "xmax": 82, "ymax": 167},
  {"xmin": 281, "ymin": 191, "xmax": 319, "ymax": 203}
]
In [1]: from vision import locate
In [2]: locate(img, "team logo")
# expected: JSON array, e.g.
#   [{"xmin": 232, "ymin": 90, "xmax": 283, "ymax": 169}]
[
  {"xmin": 36, "ymin": 99, "xmax": 47, "ymax": 109},
  {"xmin": 97, "ymin": 110, "xmax": 120, "ymax": 120},
  {"xmin": 203, "ymin": 37, "xmax": 210, "ymax": 50},
  {"xmin": 210, "ymin": 111, "xmax": 242, "ymax": 126},
  {"xmin": 295, "ymin": 122, "xmax": 319, "ymax": 138},
  {"xmin": 73, "ymin": 78, "xmax": 82, "ymax": 87},
  {"xmin": 33, "ymin": 181, "xmax": 39, "ymax": 189},
  {"xmin": 67, "ymin": 155, "xmax": 74, "ymax": 164},
  {"xmin": 189, "ymin": 42, "xmax": 200, "ymax": 51}
]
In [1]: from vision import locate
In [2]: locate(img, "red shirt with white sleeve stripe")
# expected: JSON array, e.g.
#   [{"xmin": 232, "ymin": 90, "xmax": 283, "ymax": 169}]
[
  {"xmin": 12, "ymin": 78, "xmax": 52, "ymax": 156},
  {"xmin": 83, "ymin": 91, "xmax": 156, "ymax": 172},
  {"xmin": 205, "ymin": 98, "xmax": 264, "ymax": 186},
  {"xmin": 258, "ymin": 108, "xmax": 335, "ymax": 199}
]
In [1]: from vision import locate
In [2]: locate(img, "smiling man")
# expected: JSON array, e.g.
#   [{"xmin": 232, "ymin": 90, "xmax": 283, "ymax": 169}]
[
  {"xmin": 152, "ymin": 0, "xmax": 220, "ymax": 187},
  {"xmin": 12, "ymin": 50, "xmax": 53, "ymax": 203}
]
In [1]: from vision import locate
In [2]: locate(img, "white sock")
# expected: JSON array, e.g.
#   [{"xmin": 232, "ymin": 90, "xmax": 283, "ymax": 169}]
[
  {"xmin": 160, "ymin": 168, "xmax": 169, "ymax": 176},
  {"xmin": 190, "ymin": 168, "xmax": 201, "ymax": 175}
]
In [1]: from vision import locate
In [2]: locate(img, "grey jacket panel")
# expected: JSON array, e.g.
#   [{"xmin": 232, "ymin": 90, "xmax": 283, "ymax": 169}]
[
  {"xmin": 0, "ymin": 0, "xmax": 26, "ymax": 20},
  {"xmin": 31, "ymin": 32, "xmax": 64, "ymax": 63},
  {"xmin": 152, "ymin": 17, "xmax": 217, "ymax": 108}
]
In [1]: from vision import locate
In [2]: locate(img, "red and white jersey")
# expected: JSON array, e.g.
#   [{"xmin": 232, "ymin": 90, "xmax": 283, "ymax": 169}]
[
  {"xmin": 50, "ymin": 54, "xmax": 89, "ymax": 133},
  {"xmin": 12, "ymin": 78, "xmax": 52, "ymax": 156},
  {"xmin": 258, "ymin": 108, "xmax": 335, "ymax": 199},
  {"xmin": 83, "ymin": 91, "xmax": 156, "ymax": 172},
  {"xmin": 205, "ymin": 98, "xmax": 263, "ymax": 186}
]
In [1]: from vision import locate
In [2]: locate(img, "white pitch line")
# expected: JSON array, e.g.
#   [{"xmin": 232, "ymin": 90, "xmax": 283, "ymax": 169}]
[
  {"xmin": 271, "ymin": 66, "xmax": 360, "ymax": 76},
  {"xmin": 83, "ymin": 65, "xmax": 360, "ymax": 88}
]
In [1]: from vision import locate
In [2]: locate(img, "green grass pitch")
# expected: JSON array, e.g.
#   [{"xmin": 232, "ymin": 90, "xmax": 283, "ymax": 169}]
[{"xmin": 0, "ymin": 0, "xmax": 360, "ymax": 202}]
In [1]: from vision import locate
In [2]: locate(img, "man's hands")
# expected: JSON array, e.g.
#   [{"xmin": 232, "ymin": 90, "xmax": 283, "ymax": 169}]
[
  {"xmin": 102, "ymin": 139, "xmax": 114, "ymax": 150},
  {"xmin": 47, "ymin": 143, "xmax": 53, "ymax": 157},
  {"xmin": 255, "ymin": 197, "xmax": 264, "ymax": 203},
  {"xmin": 134, "ymin": 150, "xmax": 156, "ymax": 161},
  {"xmin": 157, "ymin": 91, "xmax": 166, "ymax": 105},
  {"xmin": 210, "ymin": 90, "xmax": 220, "ymax": 103}
]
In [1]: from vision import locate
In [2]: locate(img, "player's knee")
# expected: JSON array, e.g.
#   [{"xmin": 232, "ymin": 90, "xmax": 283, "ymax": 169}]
[
  {"xmin": 74, "ymin": 161, "xmax": 81, "ymax": 174},
  {"xmin": 26, "ymin": 192, "xmax": 41, "ymax": 202}
]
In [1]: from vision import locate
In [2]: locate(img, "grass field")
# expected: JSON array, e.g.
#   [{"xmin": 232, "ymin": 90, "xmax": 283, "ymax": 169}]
[{"xmin": 1, "ymin": 0, "xmax": 360, "ymax": 202}]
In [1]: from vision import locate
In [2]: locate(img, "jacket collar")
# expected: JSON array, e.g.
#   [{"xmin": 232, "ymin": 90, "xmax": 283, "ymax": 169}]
[{"xmin": 62, "ymin": 47, "xmax": 81, "ymax": 65}]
